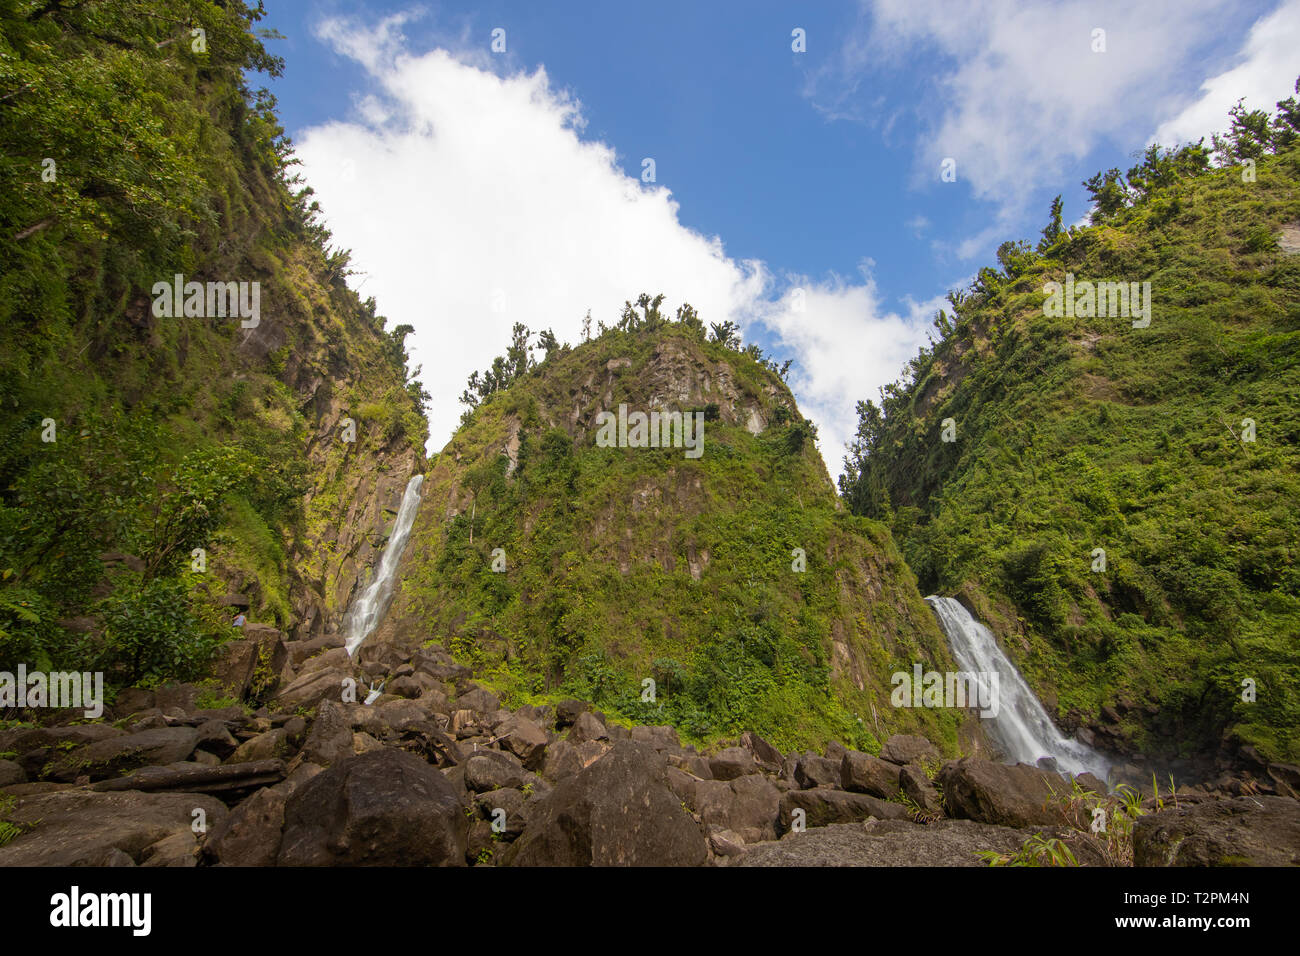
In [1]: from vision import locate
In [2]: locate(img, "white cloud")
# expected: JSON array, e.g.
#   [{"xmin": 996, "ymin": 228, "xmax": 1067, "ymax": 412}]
[
  {"xmin": 294, "ymin": 12, "xmax": 948, "ymax": 481},
  {"xmin": 297, "ymin": 14, "xmax": 766, "ymax": 459},
  {"xmin": 810, "ymin": 0, "xmax": 1234, "ymax": 217},
  {"xmin": 1153, "ymin": 0, "xmax": 1300, "ymax": 148},
  {"xmin": 758, "ymin": 268, "xmax": 947, "ymax": 475}
]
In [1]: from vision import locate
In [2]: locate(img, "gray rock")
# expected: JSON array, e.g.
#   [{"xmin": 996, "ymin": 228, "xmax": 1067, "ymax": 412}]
[
  {"xmin": 841, "ymin": 750, "xmax": 902, "ymax": 798},
  {"xmin": 0, "ymin": 788, "xmax": 227, "ymax": 866},
  {"xmin": 880, "ymin": 734, "xmax": 939, "ymax": 767},
  {"xmin": 278, "ymin": 749, "xmax": 467, "ymax": 866},
  {"xmin": 49, "ymin": 726, "xmax": 201, "ymax": 782},
  {"xmin": 938, "ymin": 757, "xmax": 1073, "ymax": 828},
  {"xmin": 464, "ymin": 749, "xmax": 528, "ymax": 792},
  {"xmin": 504, "ymin": 742, "xmax": 707, "ymax": 867},
  {"xmin": 737, "ymin": 819, "xmax": 1040, "ymax": 867},
  {"xmin": 1134, "ymin": 795, "xmax": 1300, "ymax": 866}
]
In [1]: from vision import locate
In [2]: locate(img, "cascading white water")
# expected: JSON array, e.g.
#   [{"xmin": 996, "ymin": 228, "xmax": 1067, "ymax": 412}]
[
  {"xmin": 926, "ymin": 595, "xmax": 1109, "ymax": 779},
  {"xmin": 343, "ymin": 474, "xmax": 424, "ymax": 656}
]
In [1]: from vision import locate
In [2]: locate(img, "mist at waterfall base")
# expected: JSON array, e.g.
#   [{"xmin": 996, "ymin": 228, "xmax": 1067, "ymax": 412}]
[
  {"xmin": 343, "ymin": 474, "xmax": 425, "ymax": 657},
  {"xmin": 926, "ymin": 596, "xmax": 1110, "ymax": 780}
]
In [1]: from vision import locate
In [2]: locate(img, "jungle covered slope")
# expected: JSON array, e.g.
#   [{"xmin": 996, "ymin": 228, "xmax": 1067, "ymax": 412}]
[
  {"xmin": 0, "ymin": 1, "xmax": 427, "ymax": 688},
  {"xmin": 386, "ymin": 315, "xmax": 967, "ymax": 754},
  {"xmin": 841, "ymin": 96, "xmax": 1300, "ymax": 763}
]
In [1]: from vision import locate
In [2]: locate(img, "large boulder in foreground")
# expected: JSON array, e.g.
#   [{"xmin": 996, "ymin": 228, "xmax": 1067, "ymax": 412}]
[
  {"xmin": 0, "ymin": 789, "xmax": 227, "ymax": 866},
  {"xmin": 505, "ymin": 742, "xmax": 707, "ymax": 867},
  {"xmin": 937, "ymin": 757, "xmax": 1072, "ymax": 828},
  {"xmin": 277, "ymin": 749, "xmax": 467, "ymax": 866},
  {"xmin": 1134, "ymin": 795, "xmax": 1300, "ymax": 867}
]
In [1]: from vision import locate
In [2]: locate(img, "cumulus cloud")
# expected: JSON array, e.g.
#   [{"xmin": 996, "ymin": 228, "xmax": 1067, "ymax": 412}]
[
  {"xmin": 758, "ymin": 268, "xmax": 948, "ymax": 476},
  {"xmin": 1153, "ymin": 0, "xmax": 1300, "ymax": 148},
  {"xmin": 295, "ymin": 11, "xmax": 940, "ymax": 479},
  {"xmin": 809, "ymin": 0, "xmax": 1239, "ymax": 226}
]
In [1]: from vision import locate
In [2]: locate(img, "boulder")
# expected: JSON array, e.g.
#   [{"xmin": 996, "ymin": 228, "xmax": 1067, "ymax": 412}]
[
  {"xmin": 301, "ymin": 700, "xmax": 353, "ymax": 767},
  {"xmin": 226, "ymin": 728, "xmax": 291, "ymax": 765},
  {"xmin": 554, "ymin": 699, "xmax": 588, "ymax": 729},
  {"xmin": 629, "ymin": 725, "xmax": 680, "ymax": 751},
  {"xmin": 0, "ymin": 789, "xmax": 227, "ymax": 866},
  {"xmin": 709, "ymin": 747, "xmax": 760, "ymax": 781},
  {"xmin": 841, "ymin": 750, "xmax": 902, "ymax": 798},
  {"xmin": 568, "ymin": 710, "xmax": 609, "ymax": 744},
  {"xmin": 212, "ymin": 624, "xmax": 288, "ymax": 698},
  {"xmin": 202, "ymin": 786, "xmax": 287, "ymax": 866},
  {"xmin": 497, "ymin": 714, "xmax": 548, "ymax": 770},
  {"xmin": 464, "ymin": 749, "xmax": 528, "ymax": 793},
  {"xmin": 738, "ymin": 731, "xmax": 783, "ymax": 773},
  {"xmin": 277, "ymin": 749, "xmax": 467, "ymax": 866},
  {"xmin": 727, "ymin": 774, "xmax": 782, "ymax": 843},
  {"xmin": 900, "ymin": 764, "xmax": 944, "ymax": 816},
  {"xmin": 880, "ymin": 734, "xmax": 939, "ymax": 767},
  {"xmin": 455, "ymin": 686, "xmax": 500, "ymax": 715},
  {"xmin": 48, "ymin": 726, "xmax": 201, "ymax": 782},
  {"xmin": 542, "ymin": 738, "xmax": 609, "ymax": 781},
  {"xmin": 504, "ymin": 743, "xmax": 707, "ymax": 867},
  {"xmin": 273, "ymin": 668, "xmax": 350, "ymax": 712},
  {"xmin": 937, "ymin": 757, "xmax": 1072, "ymax": 828},
  {"xmin": 779, "ymin": 789, "xmax": 910, "ymax": 832},
  {"xmin": 0, "ymin": 759, "xmax": 26, "ymax": 788},
  {"xmin": 794, "ymin": 753, "xmax": 841, "ymax": 790},
  {"xmin": 1134, "ymin": 795, "xmax": 1300, "ymax": 867},
  {"xmin": 195, "ymin": 720, "xmax": 239, "ymax": 760}
]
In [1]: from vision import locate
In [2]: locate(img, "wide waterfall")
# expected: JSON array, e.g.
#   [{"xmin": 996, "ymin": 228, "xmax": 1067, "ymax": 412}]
[
  {"xmin": 926, "ymin": 595, "xmax": 1110, "ymax": 780},
  {"xmin": 343, "ymin": 474, "xmax": 424, "ymax": 656}
]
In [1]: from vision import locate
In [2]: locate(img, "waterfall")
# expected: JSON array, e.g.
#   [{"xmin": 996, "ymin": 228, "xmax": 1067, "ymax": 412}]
[
  {"xmin": 925, "ymin": 595, "xmax": 1109, "ymax": 780},
  {"xmin": 343, "ymin": 474, "xmax": 424, "ymax": 656}
]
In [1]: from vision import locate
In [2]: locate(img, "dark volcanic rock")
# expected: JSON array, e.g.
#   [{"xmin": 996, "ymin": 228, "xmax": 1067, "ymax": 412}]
[
  {"xmin": 1134, "ymin": 795, "xmax": 1300, "ymax": 867},
  {"xmin": 277, "ymin": 749, "xmax": 467, "ymax": 866},
  {"xmin": 880, "ymin": 734, "xmax": 939, "ymax": 767},
  {"xmin": 0, "ymin": 789, "xmax": 227, "ymax": 866},
  {"xmin": 937, "ymin": 757, "xmax": 1072, "ymax": 828},
  {"xmin": 841, "ymin": 750, "xmax": 902, "ymax": 798},
  {"xmin": 505, "ymin": 742, "xmax": 707, "ymax": 866},
  {"xmin": 48, "ymin": 727, "xmax": 201, "ymax": 782},
  {"xmin": 779, "ymin": 788, "xmax": 910, "ymax": 832}
]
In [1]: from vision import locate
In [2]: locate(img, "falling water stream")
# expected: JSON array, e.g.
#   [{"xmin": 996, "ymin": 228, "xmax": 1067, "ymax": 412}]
[
  {"xmin": 926, "ymin": 595, "xmax": 1110, "ymax": 779},
  {"xmin": 343, "ymin": 474, "xmax": 424, "ymax": 656}
]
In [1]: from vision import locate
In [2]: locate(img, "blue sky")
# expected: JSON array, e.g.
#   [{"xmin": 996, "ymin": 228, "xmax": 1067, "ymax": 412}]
[{"xmin": 254, "ymin": 0, "xmax": 1300, "ymax": 474}]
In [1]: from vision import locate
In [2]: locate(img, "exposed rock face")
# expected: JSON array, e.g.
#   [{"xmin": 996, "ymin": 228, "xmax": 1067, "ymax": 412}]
[
  {"xmin": 47, "ymin": 727, "xmax": 201, "ymax": 782},
  {"xmin": 277, "ymin": 749, "xmax": 467, "ymax": 866},
  {"xmin": 505, "ymin": 743, "xmax": 708, "ymax": 867},
  {"xmin": 1134, "ymin": 796, "xmax": 1300, "ymax": 867}
]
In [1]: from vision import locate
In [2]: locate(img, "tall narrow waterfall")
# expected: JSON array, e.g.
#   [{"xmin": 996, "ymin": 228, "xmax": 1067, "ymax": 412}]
[
  {"xmin": 343, "ymin": 474, "xmax": 424, "ymax": 656},
  {"xmin": 926, "ymin": 595, "xmax": 1109, "ymax": 779}
]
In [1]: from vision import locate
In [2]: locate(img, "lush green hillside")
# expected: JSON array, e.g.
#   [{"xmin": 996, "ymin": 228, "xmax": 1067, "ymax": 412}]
[
  {"xmin": 0, "ymin": 1, "xmax": 427, "ymax": 688},
  {"xmin": 385, "ymin": 313, "xmax": 969, "ymax": 754},
  {"xmin": 841, "ymin": 92, "xmax": 1300, "ymax": 763}
]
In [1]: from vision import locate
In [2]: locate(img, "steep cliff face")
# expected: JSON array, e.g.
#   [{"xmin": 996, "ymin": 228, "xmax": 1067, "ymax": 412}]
[
  {"xmin": 379, "ymin": 325, "xmax": 971, "ymax": 753},
  {"xmin": 0, "ymin": 2, "xmax": 426, "ymax": 683},
  {"xmin": 840, "ymin": 141, "xmax": 1300, "ymax": 765}
]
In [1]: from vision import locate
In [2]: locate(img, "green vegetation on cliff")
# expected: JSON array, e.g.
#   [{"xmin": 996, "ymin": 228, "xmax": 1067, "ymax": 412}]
[
  {"xmin": 0, "ymin": 1, "xmax": 426, "ymax": 686},
  {"xmin": 840, "ymin": 88, "xmax": 1300, "ymax": 762},
  {"xmin": 394, "ymin": 309, "xmax": 966, "ymax": 753}
]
